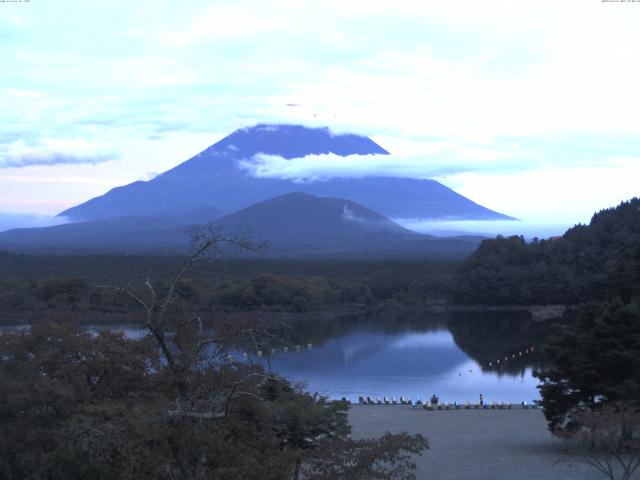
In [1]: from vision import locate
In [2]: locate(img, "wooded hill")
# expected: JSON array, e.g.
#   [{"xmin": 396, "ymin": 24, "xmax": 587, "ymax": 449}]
[{"xmin": 450, "ymin": 198, "xmax": 640, "ymax": 305}]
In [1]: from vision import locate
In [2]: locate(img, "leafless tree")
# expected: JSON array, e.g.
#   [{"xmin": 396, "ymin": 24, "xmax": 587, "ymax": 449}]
[
  {"xmin": 562, "ymin": 404, "xmax": 640, "ymax": 480},
  {"xmin": 98, "ymin": 227, "xmax": 261, "ymax": 365},
  {"xmin": 94, "ymin": 227, "xmax": 273, "ymax": 420}
]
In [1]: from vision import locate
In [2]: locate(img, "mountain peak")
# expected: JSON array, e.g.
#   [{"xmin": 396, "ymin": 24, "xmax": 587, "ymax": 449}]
[
  {"xmin": 231, "ymin": 191, "xmax": 400, "ymax": 226},
  {"xmin": 202, "ymin": 123, "xmax": 389, "ymax": 160},
  {"xmin": 58, "ymin": 123, "xmax": 514, "ymax": 222}
]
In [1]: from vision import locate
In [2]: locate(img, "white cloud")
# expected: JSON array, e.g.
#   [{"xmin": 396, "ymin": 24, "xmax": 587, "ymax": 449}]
[
  {"xmin": 0, "ymin": 175, "xmax": 117, "ymax": 185},
  {"xmin": 2, "ymin": 0, "xmax": 639, "ymax": 224},
  {"xmin": 159, "ymin": 6, "xmax": 293, "ymax": 47},
  {"xmin": 0, "ymin": 130, "xmax": 219, "ymax": 215},
  {"xmin": 6, "ymin": 88, "xmax": 41, "ymax": 99},
  {"xmin": 267, "ymin": 35, "xmax": 640, "ymax": 141},
  {"xmin": 0, "ymin": 138, "xmax": 117, "ymax": 168},
  {"xmin": 397, "ymin": 219, "xmax": 569, "ymax": 240},
  {"xmin": 108, "ymin": 57, "xmax": 200, "ymax": 88},
  {"xmin": 240, "ymin": 137, "xmax": 521, "ymax": 180},
  {"xmin": 139, "ymin": 171, "xmax": 159, "ymax": 181},
  {"xmin": 437, "ymin": 162, "xmax": 640, "ymax": 225}
]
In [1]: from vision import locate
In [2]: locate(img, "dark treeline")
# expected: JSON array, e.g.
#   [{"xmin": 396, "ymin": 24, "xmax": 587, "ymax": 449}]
[
  {"xmin": 450, "ymin": 198, "xmax": 640, "ymax": 305},
  {"xmin": 0, "ymin": 254, "xmax": 456, "ymax": 324}
]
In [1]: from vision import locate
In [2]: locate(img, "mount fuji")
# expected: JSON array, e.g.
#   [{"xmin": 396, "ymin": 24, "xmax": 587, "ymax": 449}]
[{"xmin": 58, "ymin": 124, "xmax": 513, "ymax": 222}]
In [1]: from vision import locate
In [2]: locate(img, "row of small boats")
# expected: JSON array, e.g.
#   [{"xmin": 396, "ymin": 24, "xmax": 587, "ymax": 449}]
[{"xmin": 352, "ymin": 396, "xmax": 539, "ymax": 409}]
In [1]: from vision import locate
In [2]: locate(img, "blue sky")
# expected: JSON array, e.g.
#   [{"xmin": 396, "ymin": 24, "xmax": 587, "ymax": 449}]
[{"xmin": 1, "ymin": 0, "xmax": 639, "ymax": 234}]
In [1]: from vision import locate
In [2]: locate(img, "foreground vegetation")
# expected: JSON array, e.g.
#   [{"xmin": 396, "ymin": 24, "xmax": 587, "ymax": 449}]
[
  {"xmin": 0, "ymin": 235, "xmax": 427, "ymax": 480},
  {"xmin": 0, "ymin": 321, "xmax": 428, "ymax": 480}
]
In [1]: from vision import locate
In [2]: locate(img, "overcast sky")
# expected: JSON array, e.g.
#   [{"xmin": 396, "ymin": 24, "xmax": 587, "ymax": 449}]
[{"xmin": 1, "ymin": 0, "xmax": 639, "ymax": 234}]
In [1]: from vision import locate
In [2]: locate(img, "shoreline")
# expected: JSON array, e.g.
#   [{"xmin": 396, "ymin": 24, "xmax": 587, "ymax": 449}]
[{"xmin": 0, "ymin": 301, "xmax": 573, "ymax": 327}]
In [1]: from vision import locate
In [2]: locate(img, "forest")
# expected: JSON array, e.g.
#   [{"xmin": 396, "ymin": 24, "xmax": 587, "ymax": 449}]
[
  {"xmin": 0, "ymin": 254, "xmax": 456, "ymax": 326},
  {"xmin": 450, "ymin": 198, "xmax": 640, "ymax": 305}
]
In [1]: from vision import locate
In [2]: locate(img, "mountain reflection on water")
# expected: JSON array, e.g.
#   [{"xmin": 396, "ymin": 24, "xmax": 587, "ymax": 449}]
[
  {"xmin": 0, "ymin": 309, "xmax": 551, "ymax": 404},
  {"xmin": 258, "ymin": 309, "xmax": 550, "ymax": 403}
]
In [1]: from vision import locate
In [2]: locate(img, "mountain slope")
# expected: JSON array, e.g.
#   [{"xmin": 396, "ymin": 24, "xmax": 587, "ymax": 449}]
[
  {"xmin": 0, "ymin": 216, "xmax": 196, "ymax": 253},
  {"xmin": 58, "ymin": 124, "xmax": 513, "ymax": 222},
  {"xmin": 212, "ymin": 193, "xmax": 484, "ymax": 257},
  {"xmin": 0, "ymin": 193, "xmax": 483, "ymax": 257},
  {"xmin": 213, "ymin": 192, "xmax": 417, "ymax": 254}
]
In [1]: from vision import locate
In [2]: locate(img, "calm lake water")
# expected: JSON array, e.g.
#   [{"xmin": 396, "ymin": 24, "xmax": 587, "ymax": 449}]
[
  {"xmin": 1, "ymin": 311, "xmax": 546, "ymax": 404},
  {"xmin": 261, "ymin": 328, "xmax": 541, "ymax": 404}
]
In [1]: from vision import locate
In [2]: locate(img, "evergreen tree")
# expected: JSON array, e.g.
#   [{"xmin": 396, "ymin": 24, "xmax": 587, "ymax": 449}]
[{"xmin": 535, "ymin": 299, "xmax": 640, "ymax": 433}]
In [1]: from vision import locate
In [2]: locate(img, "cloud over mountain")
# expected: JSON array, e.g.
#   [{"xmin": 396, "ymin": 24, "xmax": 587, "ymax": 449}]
[
  {"xmin": 240, "ymin": 139, "xmax": 519, "ymax": 181},
  {"xmin": 57, "ymin": 124, "xmax": 514, "ymax": 222}
]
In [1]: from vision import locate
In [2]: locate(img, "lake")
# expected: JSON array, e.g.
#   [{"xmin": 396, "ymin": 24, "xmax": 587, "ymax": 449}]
[
  {"xmin": 262, "ymin": 329, "xmax": 540, "ymax": 404},
  {"xmin": 0, "ymin": 310, "xmax": 547, "ymax": 404}
]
